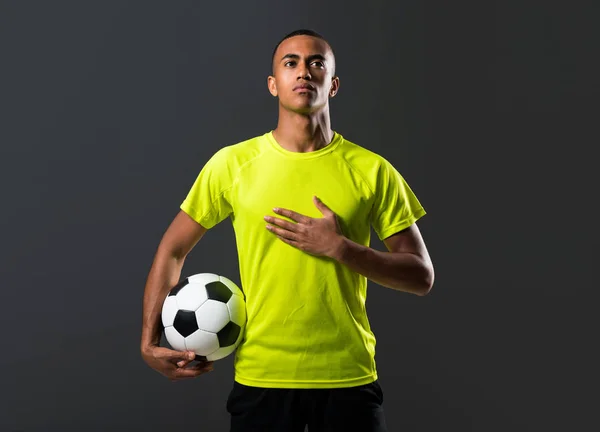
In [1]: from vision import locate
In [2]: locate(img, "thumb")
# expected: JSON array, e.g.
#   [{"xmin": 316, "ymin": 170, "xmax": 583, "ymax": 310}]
[
  {"xmin": 313, "ymin": 196, "xmax": 329, "ymax": 212},
  {"xmin": 175, "ymin": 351, "xmax": 195, "ymax": 368},
  {"xmin": 170, "ymin": 349, "xmax": 195, "ymax": 360}
]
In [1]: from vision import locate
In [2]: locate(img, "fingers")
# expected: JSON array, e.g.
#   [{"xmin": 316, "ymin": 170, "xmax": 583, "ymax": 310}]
[
  {"xmin": 273, "ymin": 208, "xmax": 311, "ymax": 224},
  {"xmin": 177, "ymin": 359, "xmax": 214, "ymax": 369},
  {"xmin": 265, "ymin": 217, "xmax": 297, "ymax": 232},
  {"xmin": 175, "ymin": 354, "xmax": 213, "ymax": 369},
  {"xmin": 155, "ymin": 348, "xmax": 195, "ymax": 364},
  {"xmin": 152, "ymin": 347, "xmax": 197, "ymax": 369},
  {"xmin": 173, "ymin": 353, "xmax": 214, "ymax": 372},
  {"xmin": 267, "ymin": 224, "xmax": 300, "ymax": 242},
  {"xmin": 185, "ymin": 361, "xmax": 214, "ymax": 371},
  {"xmin": 170, "ymin": 361, "xmax": 214, "ymax": 381},
  {"xmin": 176, "ymin": 356, "xmax": 194, "ymax": 368},
  {"xmin": 147, "ymin": 346, "xmax": 216, "ymax": 381},
  {"xmin": 151, "ymin": 346, "xmax": 194, "ymax": 360},
  {"xmin": 171, "ymin": 350, "xmax": 196, "ymax": 361}
]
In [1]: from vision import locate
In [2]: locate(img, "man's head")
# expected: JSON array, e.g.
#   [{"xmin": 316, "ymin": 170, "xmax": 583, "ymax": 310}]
[
  {"xmin": 268, "ymin": 29, "xmax": 339, "ymax": 114},
  {"xmin": 270, "ymin": 29, "xmax": 336, "ymax": 76}
]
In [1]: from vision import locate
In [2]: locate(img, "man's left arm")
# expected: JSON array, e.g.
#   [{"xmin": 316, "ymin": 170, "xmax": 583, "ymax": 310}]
[{"xmin": 330, "ymin": 223, "xmax": 435, "ymax": 296}]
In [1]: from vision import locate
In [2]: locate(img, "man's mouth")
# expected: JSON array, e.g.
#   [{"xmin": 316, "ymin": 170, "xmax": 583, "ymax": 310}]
[{"xmin": 294, "ymin": 84, "xmax": 315, "ymax": 91}]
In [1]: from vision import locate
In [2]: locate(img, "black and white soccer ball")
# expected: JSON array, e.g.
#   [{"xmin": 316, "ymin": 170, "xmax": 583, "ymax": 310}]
[{"xmin": 161, "ymin": 273, "xmax": 246, "ymax": 361}]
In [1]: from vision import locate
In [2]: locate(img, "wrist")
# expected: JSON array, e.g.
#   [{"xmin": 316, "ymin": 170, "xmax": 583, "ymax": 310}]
[
  {"xmin": 141, "ymin": 344, "xmax": 159, "ymax": 359},
  {"xmin": 140, "ymin": 337, "xmax": 161, "ymax": 355},
  {"xmin": 330, "ymin": 235, "xmax": 348, "ymax": 261}
]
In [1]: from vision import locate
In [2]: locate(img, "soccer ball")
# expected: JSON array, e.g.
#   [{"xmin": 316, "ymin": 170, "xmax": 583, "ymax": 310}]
[{"xmin": 161, "ymin": 273, "xmax": 246, "ymax": 361}]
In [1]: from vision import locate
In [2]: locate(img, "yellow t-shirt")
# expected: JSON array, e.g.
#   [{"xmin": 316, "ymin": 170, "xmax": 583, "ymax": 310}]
[{"xmin": 180, "ymin": 131, "xmax": 426, "ymax": 389}]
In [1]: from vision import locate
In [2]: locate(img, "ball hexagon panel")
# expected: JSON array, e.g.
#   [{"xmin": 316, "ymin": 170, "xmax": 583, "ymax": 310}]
[
  {"xmin": 164, "ymin": 326, "xmax": 186, "ymax": 351},
  {"xmin": 161, "ymin": 295, "xmax": 179, "ymax": 327},
  {"xmin": 173, "ymin": 310, "xmax": 198, "ymax": 337},
  {"xmin": 226, "ymin": 294, "xmax": 246, "ymax": 327},
  {"xmin": 162, "ymin": 273, "xmax": 247, "ymax": 361},
  {"xmin": 195, "ymin": 300, "xmax": 230, "ymax": 333},
  {"xmin": 185, "ymin": 329, "xmax": 220, "ymax": 355},
  {"xmin": 188, "ymin": 273, "xmax": 221, "ymax": 286},
  {"xmin": 175, "ymin": 283, "xmax": 208, "ymax": 312}
]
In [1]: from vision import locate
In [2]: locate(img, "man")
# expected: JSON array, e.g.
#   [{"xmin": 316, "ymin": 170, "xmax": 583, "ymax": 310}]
[{"xmin": 141, "ymin": 29, "xmax": 435, "ymax": 431}]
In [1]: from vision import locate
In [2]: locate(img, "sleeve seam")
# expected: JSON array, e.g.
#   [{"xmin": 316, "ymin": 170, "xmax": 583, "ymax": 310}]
[
  {"xmin": 376, "ymin": 207, "xmax": 426, "ymax": 240},
  {"xmin": 181, "ymin": 146, "xmax": 269, "ymax": 225},
  {"xmin": 332, "ymin": 153, "xmax": 376, "ymax": 197}
]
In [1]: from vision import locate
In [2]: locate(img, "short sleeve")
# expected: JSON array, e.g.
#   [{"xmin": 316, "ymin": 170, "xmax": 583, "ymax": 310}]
[
  {"xmin": 180, "ymin": 148, "xmax": 235, "ymax": 229},
  {"xmin": 370, "ymin": 158, "xmax": 426, "ymax": 241}
]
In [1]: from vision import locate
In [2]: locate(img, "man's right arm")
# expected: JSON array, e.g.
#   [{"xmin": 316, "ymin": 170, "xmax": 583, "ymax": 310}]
[{"xmin": 140, "ymin": 210, "xmax": 211, "ymax": 380}]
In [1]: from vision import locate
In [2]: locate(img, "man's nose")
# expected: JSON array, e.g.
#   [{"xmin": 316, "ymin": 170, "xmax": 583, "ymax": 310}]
[{"xmin": 297, "ymin": 63, "xmax": 311, "ymax": 80}]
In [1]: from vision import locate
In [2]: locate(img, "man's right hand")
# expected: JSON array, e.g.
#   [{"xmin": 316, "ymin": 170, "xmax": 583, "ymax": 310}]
[{"xmin": 141, "ymin": 346, "xmax": 214, "ymax": 381}]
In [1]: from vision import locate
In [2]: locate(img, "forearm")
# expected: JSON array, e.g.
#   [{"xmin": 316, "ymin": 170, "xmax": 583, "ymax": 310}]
[
  {"xmin": 140, "ymin": 249, "xmax": 186, "ymax": 352},
  {"xmin": 331, "ymin": 236, "xmax": 434, "ymax": 296}
]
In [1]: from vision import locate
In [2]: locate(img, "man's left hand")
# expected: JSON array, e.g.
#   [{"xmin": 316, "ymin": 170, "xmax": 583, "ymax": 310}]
[{"xmin": 264, "ymin": 196, "xmax": 345, "ymax": 258}]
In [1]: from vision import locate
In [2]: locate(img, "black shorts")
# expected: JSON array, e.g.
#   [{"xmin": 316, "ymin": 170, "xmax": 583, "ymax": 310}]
[{"xmin": 226, "ymin": 379, "xmax": 388, "ymax": 432}]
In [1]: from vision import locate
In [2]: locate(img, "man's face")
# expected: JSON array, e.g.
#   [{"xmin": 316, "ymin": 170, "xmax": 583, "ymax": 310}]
[{"xmin": 268, "ymin": 35, "xmax": 339, "ymax": 114}]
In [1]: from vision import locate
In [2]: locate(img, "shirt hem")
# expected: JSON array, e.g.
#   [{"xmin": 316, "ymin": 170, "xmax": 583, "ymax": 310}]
[{"xmin": 233, "ymin": 372, "xmax": 378, "ymax": 389}]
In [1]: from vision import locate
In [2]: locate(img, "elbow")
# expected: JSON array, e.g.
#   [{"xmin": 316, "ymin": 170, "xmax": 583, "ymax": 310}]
[
  {"xmin": 418, "ymin": 283, "xmax": 433, "ymax": 297},
  {"xmin": 417, "ymin": 265, "xmax": 435, "ymax": 296}
]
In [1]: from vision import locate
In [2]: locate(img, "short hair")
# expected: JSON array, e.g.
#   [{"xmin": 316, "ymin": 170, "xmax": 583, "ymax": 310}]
[{"xmin": 271, "ymin": 29, "xmax": 335, "ymax": 75}]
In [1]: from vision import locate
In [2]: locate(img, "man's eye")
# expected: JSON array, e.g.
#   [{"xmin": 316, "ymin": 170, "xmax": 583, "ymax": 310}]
[
  {"xmin": 285, "ymin": 61, "xmax": 296, "ymax": 67},
  {"xmin": 312, "ymin": 61, "xmax": 324, "ymax": 67}
]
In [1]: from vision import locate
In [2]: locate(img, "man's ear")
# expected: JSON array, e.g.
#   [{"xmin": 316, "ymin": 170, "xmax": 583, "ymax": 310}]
[
  {"xmin": 329, "ymin": 76, "xmax": 340, "ymax": 98},
  {"xmin": 267, "ymin": 76, "xmax": 278, "ymax": 97}
]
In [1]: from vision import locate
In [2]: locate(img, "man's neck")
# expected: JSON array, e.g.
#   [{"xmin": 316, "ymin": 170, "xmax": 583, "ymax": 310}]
[{"xmin": 272, "ymin": 109, "xmax": 334, "ymax": 153}]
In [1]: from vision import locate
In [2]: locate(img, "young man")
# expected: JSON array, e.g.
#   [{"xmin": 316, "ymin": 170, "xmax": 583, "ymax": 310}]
[{"xmin": 141, "ymin": 29, "xmax": 435, "ymax": 431}]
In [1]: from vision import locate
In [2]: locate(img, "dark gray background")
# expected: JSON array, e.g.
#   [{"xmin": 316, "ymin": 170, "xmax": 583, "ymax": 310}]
[{"xmin": 0, "ymin": 0, "xmax": 596, "ymax": 431}]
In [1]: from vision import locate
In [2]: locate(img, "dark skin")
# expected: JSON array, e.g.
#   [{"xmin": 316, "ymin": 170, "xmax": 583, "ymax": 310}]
[
  {"xmin": 265, "ymin": 35, "xmax": 434, "ymax": 295},
  {"xmin": 140, "ymin": 35, "xmax": 434, "ymax": 382},
  {"xmin": 264, "ymin": 199, "xmax": 434, "ymax": 295},
  {"xmin": 140, "ymin": 212, "xmax": 214, "ymax": 381},
  {"xmin": 267, "ymin": 35, "xmax": 340, "ymax": 153}
]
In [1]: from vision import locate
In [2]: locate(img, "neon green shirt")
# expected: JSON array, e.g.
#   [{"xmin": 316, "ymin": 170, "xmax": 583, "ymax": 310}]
[{"xmin": 180, "ymin": 131, "xmax": 426, "ymax": 389}]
